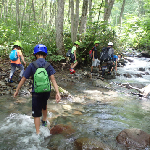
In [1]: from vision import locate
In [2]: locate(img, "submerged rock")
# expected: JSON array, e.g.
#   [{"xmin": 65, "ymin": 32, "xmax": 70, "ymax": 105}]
[
  {"xmin": 74, "ymin": 137, "xmax": 112, "ymax": 150},
  {"xmin": 50, "ymin": 124, "xmax": 75, "ymax": 136},
  {"xmin": 92, "ymin": 79, "xmax": 111, "ymax": 89},
  {"xmin": 116, "ymin": 128, "xmax": 150, "ymax": 149}
]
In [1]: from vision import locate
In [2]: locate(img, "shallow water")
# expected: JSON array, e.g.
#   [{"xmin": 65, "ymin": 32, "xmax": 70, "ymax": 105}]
[{"xmin": 0, "ymin": 57, "xmax": 150, "ymax": 150}]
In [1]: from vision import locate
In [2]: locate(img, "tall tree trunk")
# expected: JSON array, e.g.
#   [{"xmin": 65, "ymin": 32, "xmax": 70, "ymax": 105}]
[
  {"xmin": 32, "ymin": 0, "xmax": 36, "ymax": 22},
  {"xmin": 68, "ymin": 0, "xmax": 71, "ymax": 21},
  {"xmin": 74, "ymin": 0, "xmax": 79, "ymax": 41},
  {"xmin": 71, "ymin": 0, "xmax": 75, "ymax": 42},
  {"xmin": 104, "ymin": 0, "xmax": 115, "ymax": 23},
  {"xmin": 56, "ymin": 0, "xmax": 65, "ymax": 55},
  {"xmin": 79, "ymin": 0, "xmax": 88, "ymax": 35},
  {"xmin": 119, "ymin": 0, "xmax": 126, "ymax": 25},
  {"xmin": 70, "ymin": 0, "xmax": 79, "ymax": 43},
  {"xmin": 1, "ymin": 0, "xmax": 4, "ymax": 19},
  {"xmin": 16, "ymin": 0, "xmax": 20, "ymax": 30},
  {"xmin": 89, "ymin": 0, "xmax": 92, "ymax": 22},
  {"xmin": 45, "ymin": 0, "xmax": 47, "ymax": 24},
  {"xmin": 20, "ymin": 0, "xmax": 27, "ymax": 30}
]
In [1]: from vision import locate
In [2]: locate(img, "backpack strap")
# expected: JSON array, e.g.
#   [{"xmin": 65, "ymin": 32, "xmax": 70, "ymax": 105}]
[
  {"xmin": 32, "ymin": 61, "xmax": 39, "ymax": 69},
  {"xmin": 44, "ymin": 62, "xmax": 51, "ymax": 70}
]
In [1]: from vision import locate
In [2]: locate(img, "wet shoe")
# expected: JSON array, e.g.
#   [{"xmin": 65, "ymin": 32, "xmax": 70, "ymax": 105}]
[
  {"xmin": 42, "ymin": 120, "xmax": 47, "ymax": 127},
  {"xmin": 70, "ymin": 71, "xmax": 75, "ymax": 74},
  {"xmin": 8, "ymin": 78, "xmax": 13, "ymax": 83}
]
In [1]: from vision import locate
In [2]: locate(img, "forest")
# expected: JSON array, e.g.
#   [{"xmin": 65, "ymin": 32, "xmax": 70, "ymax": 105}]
[{"xmin": 0, "ymin": 0, "xmax": 150, "ymax": 63}]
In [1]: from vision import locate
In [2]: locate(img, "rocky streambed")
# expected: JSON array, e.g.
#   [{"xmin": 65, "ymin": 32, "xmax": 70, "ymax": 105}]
[{"xmin": 0, "ymin": 57, "xmax": 150, "ymax": 150}]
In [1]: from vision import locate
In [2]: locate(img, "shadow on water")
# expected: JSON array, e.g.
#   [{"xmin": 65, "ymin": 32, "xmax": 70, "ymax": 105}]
[{"xmin": 0, "ymin": 57, "xmax": 150, "ymax": 149}]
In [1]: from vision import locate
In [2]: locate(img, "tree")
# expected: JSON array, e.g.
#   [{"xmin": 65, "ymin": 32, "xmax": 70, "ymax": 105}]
[
  {"xmin": 104, "ymin": 0, "xmax": 115, "ymax": 23},
  {"xmin": 119, "ymin": 0, "xmax": 126, "ymax": 25},
  {"xmin": 71, "ymin": 0, "xmax": 79, "ymax": 43},
  {"xmin": 56, "ymin": 0, "xmax": 65, "ymax": 55},
  {"xmin": 79, "ymin": 0, "xmax": 88, "ymax": 35}
]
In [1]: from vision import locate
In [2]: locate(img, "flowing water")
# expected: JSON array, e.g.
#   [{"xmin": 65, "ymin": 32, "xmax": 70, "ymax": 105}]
[{"xmin": 0, "ymin": 56, "xmax": 150, "ymax": 150}]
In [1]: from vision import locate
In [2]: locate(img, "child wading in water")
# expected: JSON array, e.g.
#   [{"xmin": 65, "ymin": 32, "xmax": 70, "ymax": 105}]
[
  {"xmin": 69, "ymin": 41, "xmax": 80, "ymax": 74},
  {"xmin": 14, "ymin": 44, "xmax": 61, "ymax": 135},
  {"xmin": 9, "ymin": 41, "xmax": 26, "ymax": 83}
]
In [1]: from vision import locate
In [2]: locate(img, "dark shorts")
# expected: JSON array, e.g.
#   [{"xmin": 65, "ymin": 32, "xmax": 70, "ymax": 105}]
[
  {"xmin": 32, "ymin": 92, "xmax": 50, "ymax": 117},
  {"xmin": 70, "ymin": 53, "xmax": 75, "ymax": 63}
]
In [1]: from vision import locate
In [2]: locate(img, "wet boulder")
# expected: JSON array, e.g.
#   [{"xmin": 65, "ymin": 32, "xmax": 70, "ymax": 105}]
[
  {"xmin": 139, "ymin": 67, "xmax": 145, "ymax": 71},
  {"xmin": 134, "ymin": 74, "xmax": 143, "ymax": 78},
  {"xmin": 74, "ymin": 137, "xmax": 112, "ymax": 150},
  {"xmin": 92, "ymin": 79, "xmax": 110, "ymax": 89},
  {"xmin": 116, "ymin": 128, "xmax": 150, "ymax": 149},
  {"xmin": 50, "ymin": 124, "xmax": 75, "ymax": 136},
  {"xmin": 123, "ymin": 73, "xmax": 132, "ymax": 78}
]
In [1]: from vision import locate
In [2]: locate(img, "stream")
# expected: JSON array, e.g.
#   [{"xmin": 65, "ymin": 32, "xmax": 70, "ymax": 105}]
[{"xmin": 0, "ymin": 56, "xmax": 150, "ymax": 150}]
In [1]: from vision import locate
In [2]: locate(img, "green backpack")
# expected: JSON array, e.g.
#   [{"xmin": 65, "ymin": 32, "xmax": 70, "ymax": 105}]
[{"xmin": 32, "ymin": 61, "xmax": 51, "ymax": 93}]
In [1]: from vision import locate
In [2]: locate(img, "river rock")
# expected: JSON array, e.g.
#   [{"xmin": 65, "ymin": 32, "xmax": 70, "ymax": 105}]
[
  {"xmin": 73, "ymin": 111, "xmax": 82, "ymax": 115},
  {"xmin": 50, "ymin": 124, "xmax": 75, "ymax": 136},
  {"xmin": 134, "ymin": 74, "xmax": 142, "ymax": 78},
  {"xmin": 0, "ymin": 81, "xmax": 6, "ymax": 86},
  {"xmin": 123, "ymin": 73, "xmax": 132, "ymax": 78},
  {"xmin": 74, "ymin": 137, "xmax": 112, "ymax": 150},
  {"xmin": 116, "ymin": 128, "xmax": 150, "ymax": 149},
  {"xmin": 93, "ymin": 79, "xmax": 110, "ymax": 88},
  {"xmin": 139, "ymin": 67, "xmax": 145, "ymax": 71}
]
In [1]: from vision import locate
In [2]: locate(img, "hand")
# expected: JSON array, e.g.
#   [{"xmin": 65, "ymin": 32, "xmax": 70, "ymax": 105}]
[
  {"xmin": 93, "ymin": 58, "xmax": 95, "ymax": 61},
  {"xmin": 55, "ymin": 93, "xmax": 61, "ymax": 103},
  {"xmin": 14, "ymin": 90, "xmax": 19, "ymax": 98},
  {"xmin": 24, "ymin": 62, "xmax": 26, "ymax": 66}
]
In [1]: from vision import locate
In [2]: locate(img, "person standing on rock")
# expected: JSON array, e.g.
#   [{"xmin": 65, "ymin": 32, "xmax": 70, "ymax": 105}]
[
  {"xmin": 8, "ymin": 41, "xmax": 26, "ymax": 83},
  {"xmin": 14, "ymin": 44, "xmax": 61, "ymax": 135},
  {"xmin": 70, "ymin": 41, "xmax": 80, "ymax": 74},
  {"xmin": 91, "ymin": 41, "xmax": 101, "ymax": 73}
]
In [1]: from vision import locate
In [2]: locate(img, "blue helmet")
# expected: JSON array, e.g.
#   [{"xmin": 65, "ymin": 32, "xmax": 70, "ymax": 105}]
[{"xmin": 33, "ymin": 44, "xmax": 48, "ymax": 55}]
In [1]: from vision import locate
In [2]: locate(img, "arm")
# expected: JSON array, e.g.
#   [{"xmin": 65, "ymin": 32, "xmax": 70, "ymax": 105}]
[
  {"xmin": 92, "ymin": 51, "xmax": 95, "ymax": 61},
  {"xmin": 74, "ymin": 50, "xmax": 77, "ymax": 60},
  {"xmin": 14, "ymin": 77, "xmax": 26, "ymax": 98},
  {"xmin": 50, "ymin": 75, "xmax": 61, "ymax": 103},
  {"xmin": 20, "ymin": 54, "xmax": 26, "ymax": 66}
]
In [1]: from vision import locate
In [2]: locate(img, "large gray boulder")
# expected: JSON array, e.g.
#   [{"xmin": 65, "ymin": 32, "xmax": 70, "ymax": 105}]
[{"xmin": 116, "ymin": 128, "xmax": 150, "ymax": 149}]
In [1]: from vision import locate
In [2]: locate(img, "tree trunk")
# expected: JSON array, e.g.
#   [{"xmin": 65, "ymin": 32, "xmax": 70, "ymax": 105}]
[
  {"xmin": 32, "ymin": 0, "xmax": 36, "ymax": 22},
  {"xmin": 71, "ymin": 0, "xmax": 74, "ymax": 42},
  {"xmin": 56, "ymin": 0, "xmax": 65, "ymax": 55},
  {"xmin": 68, "ymin": 0, "xmax": 71, "ymax": 21},
  {"xmin": 104, "ymin": 0, "xmax": 115, "ymax": 23},
  {"xmin": 119, "ymin": 0, "xmax": 126, "ymax": 25},
  {"xmin": 20, "ymin": 0, "xmax": 27, "ymax": 30},
  {"xmin": 79, "ymin": 0, "xmax": 88, "ymax": 35},
  {"xmin": 16, "ymin": 0, "xmax": 20, "ymax": 29},
  {"xmin": 89, "ymin": 0, "xmax": 92, "ymax": 22},
  {"xmin": 1, "ymin": 0, "xmax": 4, "ymax": 19},
  {"xmin": 70, "ymin": 0, "xmax": 79, "ymax": 43}
]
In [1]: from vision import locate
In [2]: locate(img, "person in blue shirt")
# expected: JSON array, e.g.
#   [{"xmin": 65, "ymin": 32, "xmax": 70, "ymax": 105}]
[
  {"xmin": 111, "ymin": 54, "xmax": 118, "ymax": 72},
  {"xmin": 13, "ymin": 44, "xmax": 61, "ymax": 135}
]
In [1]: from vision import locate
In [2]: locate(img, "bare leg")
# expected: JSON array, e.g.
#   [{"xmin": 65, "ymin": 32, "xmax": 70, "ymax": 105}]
[
  {"xmin": 98, "ymin": 65, "xmax": 101, "ymax": 70},
  {"xmin": 91, "ymin": 66, "xmax": 93, "ymax": 72},
  {"xmin": 42, "ymin": 105, "xmax": 47, "ymax": 121},
  {"xmin": 71, "ymin": 63, "xmax": 74, "ymax": 69},
  {"xmin": 72, "ymin": 61, "xmax": 78, "ymax": 68},
  {"xmin": 34, "ymin": 117, "xmax": 40, "ymax": 134}
]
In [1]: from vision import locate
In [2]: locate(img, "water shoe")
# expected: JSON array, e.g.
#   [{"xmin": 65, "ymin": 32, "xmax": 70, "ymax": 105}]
[
  {"xmin": 42, "ymin": 120, "xmax": 47, "ymax": 127},
  {"xmin": 8, "ymin": 79, "xmax": 13, "ymax": 83}
]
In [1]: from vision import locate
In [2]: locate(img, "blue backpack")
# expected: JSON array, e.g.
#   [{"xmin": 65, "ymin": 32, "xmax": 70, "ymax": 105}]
[{"xmin": 9, "ymin": 49, "xmax": 18, "ymax": 61}]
